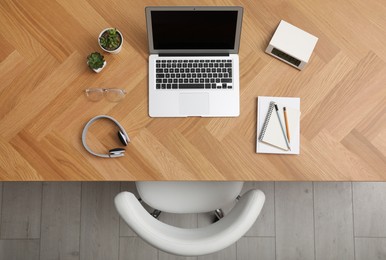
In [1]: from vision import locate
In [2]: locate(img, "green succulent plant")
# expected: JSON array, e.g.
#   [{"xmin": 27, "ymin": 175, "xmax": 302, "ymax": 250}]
[
  {"xmin": 87, "ymin": 52, "xmax": 105, "ymax": 70},
  {"xmin": 99, "ymin": 28, "xmax": 122, "ymax": 51}
]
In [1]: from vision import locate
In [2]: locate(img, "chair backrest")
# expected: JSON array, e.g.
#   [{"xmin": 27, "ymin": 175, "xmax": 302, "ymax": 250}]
[{"xmin": 136, "ymin": 181, "xmax": 244, "ymax": 213}]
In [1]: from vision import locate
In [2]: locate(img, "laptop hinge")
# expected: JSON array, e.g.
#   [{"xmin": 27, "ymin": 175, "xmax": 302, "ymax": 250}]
[{"xmin": 159, "ymin": 53, "xmax": 230, "ymax": 57}]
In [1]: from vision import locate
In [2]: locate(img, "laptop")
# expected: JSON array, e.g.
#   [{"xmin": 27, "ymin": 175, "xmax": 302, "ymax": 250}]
[{"xmin": 145, "ymin": 6, "xmax": 243, "ymax": 117}]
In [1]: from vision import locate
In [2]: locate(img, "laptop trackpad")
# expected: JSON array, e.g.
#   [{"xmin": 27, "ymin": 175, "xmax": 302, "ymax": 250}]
[{"xmin": 179, "ymin": 93, "xmax": 209, "ymax": 116}]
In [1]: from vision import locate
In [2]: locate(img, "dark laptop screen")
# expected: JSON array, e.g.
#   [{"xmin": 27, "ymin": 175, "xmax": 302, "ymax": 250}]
[{"xmin": 151, "ymin": 10, "xmax": 238, "ymax": 50}]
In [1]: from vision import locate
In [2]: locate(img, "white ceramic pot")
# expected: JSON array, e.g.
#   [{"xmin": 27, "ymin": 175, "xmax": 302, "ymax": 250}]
[
  {"xmin": 98, "ymin": 28, "xmax": 123, "ymax": 54},
  {"xmin": 88, "ymin": 60, "xmax": 107, "ymax": 73}
]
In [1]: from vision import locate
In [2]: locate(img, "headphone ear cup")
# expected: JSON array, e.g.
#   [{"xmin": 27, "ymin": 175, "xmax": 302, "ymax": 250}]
[
  {"xmin": 117, "ymin": 130, "xmax": 128, "ymax": 146},
  {"xmin": 109, "ymin": 148, "xmax": 125, "ymax": 156}
]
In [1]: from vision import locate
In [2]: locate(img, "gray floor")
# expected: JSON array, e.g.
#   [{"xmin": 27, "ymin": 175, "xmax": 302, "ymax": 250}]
[{"xmin": 0, "ymin": 182, "xmax": 385, "ymax": 260}]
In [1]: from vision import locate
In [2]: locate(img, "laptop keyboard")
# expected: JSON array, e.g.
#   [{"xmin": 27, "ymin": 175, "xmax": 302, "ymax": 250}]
[{"xmin": 155, "ymin": 59, "xmax": 233, "ymax": 90}]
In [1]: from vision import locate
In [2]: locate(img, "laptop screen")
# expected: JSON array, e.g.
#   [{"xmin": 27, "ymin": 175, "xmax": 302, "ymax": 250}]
[{"xmin": 146, "ymin": 7, "xmax": 243, "ymax": 54}]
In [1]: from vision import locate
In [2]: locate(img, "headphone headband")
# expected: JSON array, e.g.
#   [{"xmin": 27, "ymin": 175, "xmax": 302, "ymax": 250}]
[{"xmin": 82, "ymin": 115, "xmax": 130, "ymax": 158}]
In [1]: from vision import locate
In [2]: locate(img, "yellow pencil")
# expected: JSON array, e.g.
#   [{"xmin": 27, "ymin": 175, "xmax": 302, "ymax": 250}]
[{"xmin": 283, "ymin": 107, "xmax": 290, "ymax": 143}]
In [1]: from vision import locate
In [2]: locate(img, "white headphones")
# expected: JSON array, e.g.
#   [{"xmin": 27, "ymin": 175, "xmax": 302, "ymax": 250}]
[{"xmin": 82, "ymin": 115, "xmax": 130, "ymax": 158}]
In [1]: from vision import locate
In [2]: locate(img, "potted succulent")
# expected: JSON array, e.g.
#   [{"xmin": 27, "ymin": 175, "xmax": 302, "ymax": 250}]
[
  {"xmin": 98, "ymin": 28, "xmax": 123, "ymax": 54},
  {"xmin": 87, "ymin": 52, "xmax": 106, "ymax": 73}
]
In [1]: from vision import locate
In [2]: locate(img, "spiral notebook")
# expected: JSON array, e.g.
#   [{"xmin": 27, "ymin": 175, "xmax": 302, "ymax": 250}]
[{"xmin": 256, "ymin": 96, "xmax": 300, "ymax": 154}]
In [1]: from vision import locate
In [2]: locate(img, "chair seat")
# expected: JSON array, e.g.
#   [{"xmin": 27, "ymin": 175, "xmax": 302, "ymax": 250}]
[
  {"xmin": 136, "ymin": 181, "xmax": 244, "ymax": 213},
  {"xmin": 115, "ymin": 189, "xmax": 265, "ymax": 256}
]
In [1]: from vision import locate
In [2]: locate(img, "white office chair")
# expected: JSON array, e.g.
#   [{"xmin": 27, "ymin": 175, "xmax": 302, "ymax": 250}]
[{"xmin": 115, "ymin": 181, "xmax": 265, "ymax": 256}]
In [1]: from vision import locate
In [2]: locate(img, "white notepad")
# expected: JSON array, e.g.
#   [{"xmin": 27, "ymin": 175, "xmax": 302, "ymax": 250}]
[
  {"xmin": 256, "ymin": 96, "xmax": 300, "ymax": 154},
  {"xmin": 259, "ymin": 101, "xmax": 290, "ymax": 150}
]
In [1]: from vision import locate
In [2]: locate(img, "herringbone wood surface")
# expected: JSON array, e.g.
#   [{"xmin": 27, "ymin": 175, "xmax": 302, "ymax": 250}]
[{"xmin": 0, "ymin": 0, "xmax": 385, "ymax": 180}]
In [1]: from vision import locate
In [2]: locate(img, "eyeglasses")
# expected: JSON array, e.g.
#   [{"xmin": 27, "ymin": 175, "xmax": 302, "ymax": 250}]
[{"xmin": 85, "ymin": 88, "xmax": 127, "ymax": 102}]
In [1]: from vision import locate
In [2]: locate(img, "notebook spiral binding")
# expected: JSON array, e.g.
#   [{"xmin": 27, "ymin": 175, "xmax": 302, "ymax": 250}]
[{"xmin": 258, "ymin": 101, "xmax": 276, "ymax": 141}]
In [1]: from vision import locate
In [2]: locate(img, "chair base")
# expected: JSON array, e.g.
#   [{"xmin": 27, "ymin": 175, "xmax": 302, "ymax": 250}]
[
  {"xmin": 151, "ymin": 209, "xmax": 162, "ymax": 218},
  {"xmin": 150, "ymin": 208, "xmax": 224, "ymax": 222},
  {"xmin": 214, "ymin": 208, "xmax": 224, "ymax": 220}
]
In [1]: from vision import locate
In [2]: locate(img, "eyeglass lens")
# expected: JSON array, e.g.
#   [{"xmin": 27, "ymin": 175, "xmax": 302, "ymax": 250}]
[{"xmin": 85, "ymin": 88, "xmax": 126, "ymax": 102}]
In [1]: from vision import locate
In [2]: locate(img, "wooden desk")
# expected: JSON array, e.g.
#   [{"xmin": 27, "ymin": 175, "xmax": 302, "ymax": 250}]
[{"xmin": 0, "ymin": 0, "xmax": 385, "ymax": 181}]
